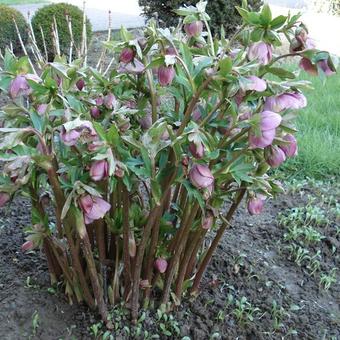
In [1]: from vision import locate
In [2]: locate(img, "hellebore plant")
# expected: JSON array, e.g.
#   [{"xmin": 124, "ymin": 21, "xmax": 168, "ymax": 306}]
[{"xmin": 0, "ymin": 0, "xmax": 336, "ymax": 327}]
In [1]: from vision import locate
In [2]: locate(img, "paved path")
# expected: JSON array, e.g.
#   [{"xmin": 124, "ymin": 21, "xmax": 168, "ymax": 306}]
[{"xmin": 13, "ymin": 1, "xmax": 145, "ymax": 31}]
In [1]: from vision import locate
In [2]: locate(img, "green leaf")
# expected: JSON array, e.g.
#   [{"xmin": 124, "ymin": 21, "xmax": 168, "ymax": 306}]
[
  {"xmin": 151, "ymin": 179, "xmax": 162, "ymax": 206},
  {"xmin": 219, "ymin": 57, "xmax": 233, "ymax": 75},
  {"xmin": 30, "ymin": 111, "xmax": 44, "ymax": 133},
  {"xmin": 260, "ymin": 4, "xmax": 272, "ymax": 26},
  {"xmin": 93, "ymin": 122, "xmax": 107, "ymax": 141},
  {"xmin": 107, "ymin": 124, "xmax": 120, "ymax": 145},
  {"xmin": 265, "ymin": 67, "xmax": 296, "ymax": 80},
  {"xmin": 270, "ymin": 15, "xmax": 287, "ymax": 29}
]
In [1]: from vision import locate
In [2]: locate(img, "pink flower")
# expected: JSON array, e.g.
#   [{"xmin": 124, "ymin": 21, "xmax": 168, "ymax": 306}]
[
  {"xmin": 90, "ymin": 106, "xmax": 101, "ymax": 118},
  {"xmin": 76, "ymin": 79, "xmax": 85, "ymax": 91},
  {"xmin": 140, "ymin": 113, "xmax": 152, "ymax": 130},
  {"xmin": 189, "ymin": 164, "xmax": 214, "ymax": 189},
  {"xmin": 299, "ymin": 58, "xmax": 335, "ymax": 76},
  {"xmin": 247, "ymin": 42, "xmax": 273, "ymax": 65},
  {"xmin": 264, "ymin": 92, "xmax": 307, "ymax": 112},
  {"xmin": 104, "ymin": 93, "xmax": 116, "ymax": 109},
  {"xmin": 184, "ymin": 21, "xmax": 203, "ymax": 37},
  {"xmin": 280, "ymin": 134, "xmax": 298, "ymax": 157},
  {"xmin": 165, "ymin": 47, "xmax": 177, "ymax": 56},
  {"xmin": 0, "ymin": 192, "xmax": 10, "ymax": 207},
  {"xmin": 189, "ymin": 141, "xmax": 205, "ymax": 159},
  {"xmin": 21, "ymin": 240, "xmax": 34, "ymax": 252},
  {"xmin": 9, "ymin": 75, "xmax": 30, "ymax": 99},
  {"xmin": 95, "ymin": 96, "xmax": 104, "ymax": 106},
  {"xmin": 37, "ymin": 104, "xmax": 48, "ymax": 115},
  {"xmin": 192, "ymin": 108, "xmax": 202, "ymax": 122},
  {"xmin": 202, "ymin": 213, "xmax": 214, "ymax": 230},
  {"xmin": 79, "ymin": 194, "xmax": 111, "ymax": 225},
  {"xmin": 158, "ymin": 65, "xmax": 176, "ymax": 86},
  {"xmin": 249, "ymin": 111, "xmax": 282, "ymax": 149},
  {"xmin": 118, "ymin": 59, "xmax": 145, "ymax": 75},
  {"xmin": 120, "ymin": 47, "xmax": 135, "ymax": 63},
  {"xmin": 90, "ymin": 160, "xmax": 109, "ymax": 181},
  {"xmin": 247, "ymin": 196, "xmax": 265, "ymax": 215},
  {"xmin": 265, "ymin": 145, "xmax": 286, "ymax": 168},
  {"xmin": 244, "ymin": 76, "xmax": 267, "ymax": 92},
  {"xmin": 60, "ymin": 127, "xmax": 81, "ymax": 146},
  {"xmin": 154, "ymin": 258, "xmax": 168, "ymax": 273},
  {"xmin": 60, "ymin": 121, "xmax": 97, "ymax": 146}
]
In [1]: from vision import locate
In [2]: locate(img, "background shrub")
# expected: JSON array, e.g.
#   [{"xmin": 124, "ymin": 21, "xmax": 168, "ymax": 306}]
[
  {"xmin": 31, "ymin": 2, "xmax": 92, "ymax": 61},
  {"xmin": 0, "ymin": 5, "xmax": 28, "ymax": 53},
  {"xmin": 138, "ymin": 0, "xmax": 263, "ymax": 36}
]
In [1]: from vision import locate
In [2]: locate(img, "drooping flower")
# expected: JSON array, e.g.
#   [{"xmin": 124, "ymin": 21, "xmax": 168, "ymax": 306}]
[
  {"xmin": 189, "ymin": 164, "xmax": 214, "ymax": 189},
  {"xmin": 90, "ymin": 160, "xmax": 109, "ymax": 181},
  {"xmin": 244, "ymin": 76, "xmax": 267, "ymax": 92},
  {"xmin": 95, "ymin": 96, "xmax": 104, "ymax": 106},
  {"xmin": 0, "ymin": 192, "xmax": 10, "ymax": 207},
  {"xmin": 120, "ymin": 47, "xmax": 135, "ymax": 64},
  {"xmin": 90, "ymin": 106, "xmax": 101, "ymax": 118},
  {"xmin": 247, "ymin": 196, "xmax": 265, "ymax": 215},
  {"xmin": 9, "ymin": 75, "xmax": 30, "ymax": 99},
  {"xmin": 118, "ymin": 59, "xmax": 145, "ymax": 75},
  {"xmin": 265, "ymin": 145, "xmax": 286, "ymax": 168},
  {"xmin": 247, "ymin": 42, "xmax": 273, "ymax": 65},
  {"xmin": 21, "ymin": 240, "xmax": 34, "ymax": 252},
  {"xmin": 79, "ymin": 194, "xmax": 111, "ymax": 225},
  {"xmin": 158, "ymin": 65, "xmax": 176, "ymax": 86},
  {"xmin": 280, "ymin": 134, "xmax": 298, "ymax": 157},
  {"xmin": 249, "ymin": 111, "xmax": 282, "ymax": 149},
  {"xmin": 202, "ymin": 213, "xmax": 214, "ymax": 230},
  {"xmin": 264, "ymin": 92, "xmax": 307, "ymax": 112},
  {"xmin": 76, "ymin": 79, "xmax": 85, "ymax": 91},
  {"xmin": 60, "ymin": 121, "xmax": 97, "ymax": 146},
  {"xmin": 154, "ymin": 258, "xmax": 168, "ymax": 273},
  {"xmin": 299, "ymin": 58, "xmax": 335, "ymax": 76},
  {"xmin": 165, "ymin": 46, "xmax": 177, "ymax": 56},
  {"xmin": 189, "ymin": 141, "xmax": 205, "ymax": 159},
  {"xmin": 184, "ymin": 21, "xmax": 203, "ymax": 37},
  {"xmin": 103, "ymin": 93, "xmax": 116, "ymax": 109}
]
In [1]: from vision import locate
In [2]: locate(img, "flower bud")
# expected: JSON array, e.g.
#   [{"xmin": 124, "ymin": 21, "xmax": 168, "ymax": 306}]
[
  {"xmin": 184, "ymin": 21, "xmax": 203, "ymax": 37},
  {"xmin": 140, "ymin": 113, "xmax": 152, "ymax": 130},
  {"xmin": 280, "ymin": 134, "xmax": 298, "ymax": 157},
  {"xmin": 202, "ymin": 213, "xmax": 214, "ymax": 230},
  {"xmin": 247, "ymin": 42, "xmax": 273, "ymax": 65},
  {"xmin": 0, "ymin": 192, "xmax": 10, "ymax": 207},
  {"xmin": 90, "ymin": 106, "xmax": 101, "ymax": 118},
  {"xmin": 120, "ymin": 47, "xmax": 135, "ymax": 64},
  {"xmin": 189, "ymin": 164, "xmax": 214, "ymax": 189},
  {"xmin": 104, "ymin": 93, "xmax": 116, "ymax": 109},
  {"xmin": 165, "ymin": 46, "xmax": 177, "ymax": 55},
  {"xmin": 90, "ymin": 160, "xmax": 109, "ymax": 181},
  {"xmin": 154, "ymin": 258, "xmax": 168, "ymax": 273},
  {"xmin": 247, "ymin": 196, "xmax": 265, "ymax": 215},
  {"xmin": 76, "ymin": 79, "xmax": 85, "ymax": 91},
  {"xmin": 189, "ymin": 141, "xmax": 205, "ymax": 159},
  {"xmin": 158, "ymin": 65, "xmax": 175, "ymax": 86},
  {"xmin": 21, "ymin": 240, "xmax": 34, "ymax": 252},
  {"xmin": 79, "ymin": 194, "xmax": 111, "ymax": 225},
  {"xmin": 265, "ymin": 145, "xmax": 286, "ymax": 168}
]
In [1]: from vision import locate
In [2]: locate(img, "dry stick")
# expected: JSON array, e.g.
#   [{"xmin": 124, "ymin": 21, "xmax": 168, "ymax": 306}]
[
  {"xmin": 66, "ymin": 15, "xmax": 74, "ymax": 64},
  {"xmin": 74, "ymin": 209, "xmax": 110, "ymax": 327},
  {"xmin": 27, "ymin": 11, "xmax": 44, "ymax": 63},
  {"xmin": 96, "ymin": 10, "xmax": 112, "ymax": 71},
  {"xmin": 122, "ymin": 185, "xmax": 132, "ymax": 295},
  {"xmin": 161, "ymin": 202, "xmax": 200, "ymax": 305},
  {"xmin": 190, "ymin": 188, "xmax": 246, "ymax": 294},
  {"xmin": 13, "ymin": 18, "xmax": 37, "ymax": 75},
  {"xmin": 52, "ymin": 16, "xmax": 61, "ymax": 57},
  {"xmin": 39, "ymin": 25, "xmax": 48, "ymax": 61},
  {"xmin": 81, "ymin": 0, "xmax": 87, "ymax": 65}
]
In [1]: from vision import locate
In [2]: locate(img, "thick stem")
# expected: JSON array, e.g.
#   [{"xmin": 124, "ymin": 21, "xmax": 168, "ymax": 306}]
[
  {"xmin": 161, "ymin": 203, "xmax": 199, "ymax": 305},
  {"xmin": 94, "ymin": 219, "xmax": 107, "ymax": 261},
  {"xmin": 43, "ymin": 240, "xmax": 58, "ymax": 284},
  {"xmin": 122, "ymin": 185, "xmax": 132, "ymax": 295},
  {"xmin": 146, "ymin": 68, "xmax": 158, "ymax": 123},
  {"xmin": 190, "ymin": 188, "xmax": 246, "ymax": 294}
]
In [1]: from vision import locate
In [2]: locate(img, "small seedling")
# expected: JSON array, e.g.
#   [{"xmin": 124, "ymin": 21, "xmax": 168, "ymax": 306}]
[{"xmin": 320, "ymin": 268, "xmax": 337, "ymax": 291}]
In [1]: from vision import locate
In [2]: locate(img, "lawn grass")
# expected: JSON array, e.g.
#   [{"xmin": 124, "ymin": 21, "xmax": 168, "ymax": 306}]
[
  {"xmin": 280, "ymin": 66, "xmax": 340, "ymax": 179},
  {"xmin": 0, "ymin": 0, "xmax": 48, "ymax": 5}
]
